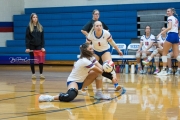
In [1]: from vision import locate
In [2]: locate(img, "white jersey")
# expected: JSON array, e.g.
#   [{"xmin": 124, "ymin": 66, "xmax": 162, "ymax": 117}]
[
  {"xmin": 167, "ymin": 16, "xmax": 179, "ymax": 33},
  {"xmin": 140, "ymin": 34, "xmax": 156, "ymax": 51},
  {"xmin": 67, "ymin": 57, "xmax": 97, "ymax": 82},
  {"xmin": 87, "ymin": 29, "xmax": 111, "ymax": 52}
]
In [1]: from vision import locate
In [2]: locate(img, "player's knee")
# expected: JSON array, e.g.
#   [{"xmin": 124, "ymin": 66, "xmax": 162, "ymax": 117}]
[
  {"xmin": 154, "ymin": 57, "xmax": 159, "ymax": 62},
  {"xmin": 141, "ymin": 53, "xmax": 147, "ymax": 59},
  {"xmin": 136, "ymin": 52, "xmax": 140, "ymax": 58},
  {"xmin": 152, "ymin": 49, "xmax": 158, "ymax": 55},
  {"xmin": 59, "ymin": 88, "xmax": 78, "ymax": 102},
  {"xmin": 167, "ymin": 53, "xmax": 172, "ymax": 59},
  {"xmin": 176, "ymin": 55, "xmax": 180, "ymax": 62},
  {"xmin": 96, "ymin": 74, "xmax": 103, "ymax": 80}
]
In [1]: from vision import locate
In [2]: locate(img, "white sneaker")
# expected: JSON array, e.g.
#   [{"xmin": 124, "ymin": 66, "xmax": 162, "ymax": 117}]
[
  {"xmin": 40, "ymin": 74, "xmax": 45, "ymax": 79},
  {"xmin": 39, "ymin": 95, "xmax": 54, "ymax": 102},
  {"xmin": 79, "ymin": 90, "xmax": 88, "ymax": 96},
  {"xmin": 157, "ymin": 69, "xmax": 168, "ymax": 76},
  {"xmin": 94, "ymin": 91, "xmax": 111, "ymax": 100},
  {"xmin": 175, "ymin": 70, "xmax": 180, "ymax": 76},
  {"xmin": 167, "ymin": 69, "xmax": 173, "ymax": 75},
  {"xmin": 32, "ymin": 74, "xmax": 36, "ymax": 79}
]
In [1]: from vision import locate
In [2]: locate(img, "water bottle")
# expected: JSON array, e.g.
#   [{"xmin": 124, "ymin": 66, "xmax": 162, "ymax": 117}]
[
  {"xmin": 125, "ymin": 62, "xmax": 129, "ymax": 74},
  {"xmin": 131, "ymin": 63, "xmax": 135, "ymax": 74}
]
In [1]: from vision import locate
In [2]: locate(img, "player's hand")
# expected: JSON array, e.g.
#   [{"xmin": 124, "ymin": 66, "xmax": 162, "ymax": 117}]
[
  {"xmin": 118, "ymin": 51, "xmax": 123, "ymax": 56},
  {"xmin": 41, "ymin": 48, "xmax": 45, "ymax": 52},
  {"xmin": 137, "ymin": 49, "xmax": 141, "ymax": 52},
  {"xmin": 157, "ymin": 34, "xmax": 161, "ymax": 39},
  {"xmin": 25, "ymin": 49, "xmax": 30, "ymax": 53}
]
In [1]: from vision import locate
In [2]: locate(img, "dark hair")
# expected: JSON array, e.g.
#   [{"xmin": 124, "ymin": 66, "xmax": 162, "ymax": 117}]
[
  {"xmin": 144, "ymin": 25, "xmax": 151, "ymax": 35},
  {"xmin": 92, "ymin": 9, "xmax": 99, "ymax": 14},
  {"xmin": 168, "ymin": 8, "xmax": 178, "ymax": 17},
  {"xmin": 79, "ymin": 43, "xmax": 93, "ymax": 59}
]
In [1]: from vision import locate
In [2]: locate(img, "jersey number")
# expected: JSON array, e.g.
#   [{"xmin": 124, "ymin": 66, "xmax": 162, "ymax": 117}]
[
  {"xmin": 98, "ymin": 42, "xmax": 101, "ymax": 46},
  {"xmin": 145, "ymin": 42, "xmax": 149, "ymax": 46}
]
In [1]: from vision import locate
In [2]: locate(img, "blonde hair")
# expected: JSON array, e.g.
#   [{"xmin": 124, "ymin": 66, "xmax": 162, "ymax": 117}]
[
  {"xmin": 29, "ymin": 13, "xmax": 43, "ymax": 32},
  {"xmin": 169, "ymin": 8, "xmax": 178, "ymax": 17},
  {"xmin": 92, "ymin": 9, "xmax": 99, "ymax": 15}
]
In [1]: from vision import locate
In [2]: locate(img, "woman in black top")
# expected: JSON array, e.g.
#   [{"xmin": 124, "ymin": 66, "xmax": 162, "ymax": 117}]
[
  {"xmin": 25, "ymin": 13, "xmax": 45, "ymax": 79},
  {"xmin": 81, "ymin": 9, "xmax": 109, "ymax": 37}
]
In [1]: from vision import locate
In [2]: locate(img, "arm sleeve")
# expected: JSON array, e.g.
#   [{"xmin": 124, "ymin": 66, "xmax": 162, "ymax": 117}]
[
  {"xmin": 140, "ymin": 36, "xmax": 144, "ymax": 43},
  {"xmin": 25, "ymin": 26, "xmax": 31, "ymax": 49},
  {"xmin": 167, "ymin": 16, "xmax": 172, "ymax": 23},
  {"xmin": 105, "ymin": 30, "xmax": 112, "ymax": 40},
  {"xmin": 82, "ymin": 21, "xmax": 92, "ymax": 33},
  {"xmin": 83, "ymin": 58, "xmax": 95, "ymax": 69},
  {"xmin": 41, "ymin": 29, "xmax": 45, "ymax": 48},
  {"xmin": 101, "ymin": 21, "xmax": 109, "ymax": 30},
  {"xmin": 151, "ymin": 35, "xmax": 155, "ymax": 42}
]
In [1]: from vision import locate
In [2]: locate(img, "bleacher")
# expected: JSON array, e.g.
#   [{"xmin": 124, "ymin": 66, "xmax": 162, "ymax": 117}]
[{"xmin": 1, "ymin": 2, "xmax": 180, "ymax": 64}]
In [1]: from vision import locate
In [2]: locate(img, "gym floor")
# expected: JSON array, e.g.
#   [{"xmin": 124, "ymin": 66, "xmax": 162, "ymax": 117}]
[{"xmin": 0, "ymin": 65, "xmax": 179, "ymax": 120}]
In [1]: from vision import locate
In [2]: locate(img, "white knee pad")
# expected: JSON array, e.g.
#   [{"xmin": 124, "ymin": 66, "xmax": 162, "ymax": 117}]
[
  {"xmin": 141, "ymin": 53, "xmax": 147, "ymax": 59},
  {"xmin": 111, "ymin": 70, "xmax": 116, "ymax": 75},
  {"xmin": 162, "ymin": 56, "xmax": 167, "ymax": 62},
  {"xmin": 136, "ymin": 52, "xmax": 140, "ymax": 58},
  {"xmin": 96, "ymin": 74, "xmax": 103, "ymax": 80},
  {"xmin": 152, "ymin": 49, "xmax": 158, "ymax": 55},
  {"xmin": 167, "ymin": 53, "xmax": 172, "ymax": 58},
  {"xmin": 176, "ymin": 55, "xmax": 180, "ymax": 62},
  {"xmin": 154, "ymin": 57, "xmax": 159, "ymax": 62}
]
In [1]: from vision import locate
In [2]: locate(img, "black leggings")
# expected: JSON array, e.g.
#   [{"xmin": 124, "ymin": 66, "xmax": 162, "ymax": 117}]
[{"xmin": 29, "ymin": 46, "xmax": 43, "ymax": 74}]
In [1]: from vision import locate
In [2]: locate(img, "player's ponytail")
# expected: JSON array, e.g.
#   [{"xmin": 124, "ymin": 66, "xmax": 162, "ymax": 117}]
[
  {"xmin": 170, "ymin": 8, "xmax": 178, "ymax": 17},
  {"xmin": 79, "ymin": 43, "xmax": 93, "ymax": 59}
]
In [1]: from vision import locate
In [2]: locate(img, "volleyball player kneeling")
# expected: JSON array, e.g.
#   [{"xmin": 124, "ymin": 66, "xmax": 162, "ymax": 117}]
[{"xmin": 39, "ymin": 43, "xmax": 125, "ymax": 102}]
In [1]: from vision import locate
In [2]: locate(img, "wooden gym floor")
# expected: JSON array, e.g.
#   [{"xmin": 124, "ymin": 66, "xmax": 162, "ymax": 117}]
[{"xmin": 0, "ymin": 65, "xmax": 180, "ymax": 120}]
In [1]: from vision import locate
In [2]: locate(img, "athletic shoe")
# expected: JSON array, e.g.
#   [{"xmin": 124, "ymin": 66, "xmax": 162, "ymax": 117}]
[
  {"xmin": 175, "ymin": 70, "xmax": 180, "ymax": 76},
  {"xmin": 138, "ymin": 67, "xmax": 144, "ymax": 74},
  {"xmin": 32, "ymin": 74, "xmax": 36, "ymax": 79},
  {"xmin": 143, "ymin": 67, "xmax": 148, "ymax": 74},
  {"xmin": 94, "ymin": 92, "xmax": 111, "ymax": 100},
  {"xmin": 142, "ymin": 59, "xmax": 149, "ymax": 65},
  {"xmin": 167, "ymin": 69, "xmax": 173, "ymax": 75},
  {"xmin": 39, "ymin": 95, "xmax": 54, "ymax": 102},
  {"xmin": 157, "ymin": 69, "xmax": 167, "ymax": 76},
  {"xmin": 153, "ymin": 69, "xmax": 160, "ymax": 74},
  {"xmin": 115, "ymin": 85, "xmax": 121, "ymax": 91},
  {"xmin": 79, "ymin": 90, "xmax": 89, "ymax": 96},
  {"xmin": 40, "ymin": 74, "xmax": 45, "ymax": 79},
  {"xmin": 119, "ymin": 87, "xmax": 126, "ymax": 95}
]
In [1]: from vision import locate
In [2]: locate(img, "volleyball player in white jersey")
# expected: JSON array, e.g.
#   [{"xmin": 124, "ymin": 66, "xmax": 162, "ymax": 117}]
[
  {"xmin": 86, "ymin": 21, "xmax": 123, "ymax": 91},
  {"xmin": 38, "ymin": 43, "xmax": 124, "ymax": 102},
  {"xmin": 166, "ymin": 26, "xmax": 180, "ymax": 75},
  {"xmin": 136, "ymin": 26, "xmax": 156, "ymax": 74},
  {"xmin": 157, "ymin": 8, "xmax": 179, "ymax": 76},
  {"xmin": 142, "ymin": 27, "xmax": 167, "ymax": 74}
]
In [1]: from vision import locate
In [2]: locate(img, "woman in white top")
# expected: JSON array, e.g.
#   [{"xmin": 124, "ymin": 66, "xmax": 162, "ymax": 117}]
[
  {"xmin": 86, "ymin": 21, "xmax": 123, "ymax": 91},
  {"xmin": 157, "ymin": 8, "xmax": 179, "ymax": 76},
  {"xmin": 142, "ymin": 27, "xmax": 167, "ymax": 74},
  {"xmin": 136, "ymin": 26, "xmax": 156, "ymax": 74},
  {"xmin": 166, "ymin": 26, "xmax": 180, "ymax": 75},
  {"xmin": 39, "ymin": 43, "xmax": 125, "ymax": 102}
]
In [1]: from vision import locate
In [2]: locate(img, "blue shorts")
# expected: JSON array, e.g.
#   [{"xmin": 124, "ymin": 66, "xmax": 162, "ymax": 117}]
[
  {"xmin": 67, "ymin": 81, "xmax": 83, "ymax": 90},
  {"xmin": 166, "ymin": 32, "xmax": 179, "ymax": 44},
  {"xmin": 94, "ymin": 48, "xmax": 111, "ymax": 58}
]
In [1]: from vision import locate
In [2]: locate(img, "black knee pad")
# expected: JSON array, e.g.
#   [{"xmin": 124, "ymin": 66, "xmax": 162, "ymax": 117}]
[
  {"xmin": 99, "ymin": 58, "xmax": 103, "ymax": 65},
  {"xmin": 59, "ymin": 88, "xmax": 78, "ymax": 102}
]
